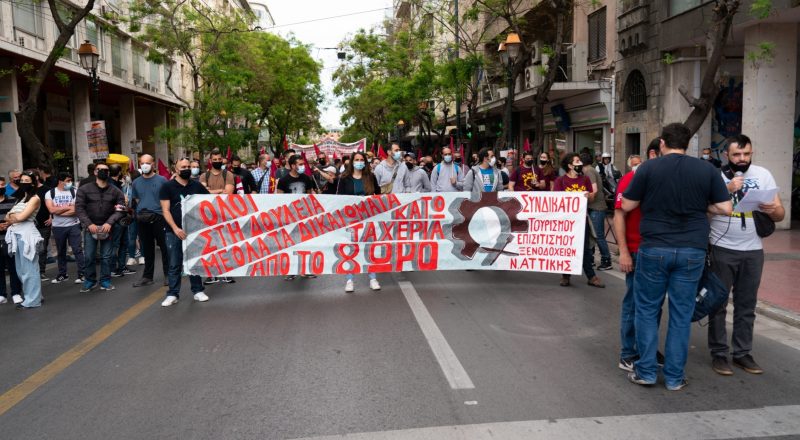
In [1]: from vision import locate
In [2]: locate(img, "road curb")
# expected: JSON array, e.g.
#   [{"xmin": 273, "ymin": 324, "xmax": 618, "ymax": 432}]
[{"xmin": 756, "ymin": 301, "xmax": 800, "ymax": 329}]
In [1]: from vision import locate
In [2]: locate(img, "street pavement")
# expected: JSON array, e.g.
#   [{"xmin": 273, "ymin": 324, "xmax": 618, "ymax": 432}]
[{"xmin": 1, "ymin": 258, "xmax": 800, "ymax": 439}]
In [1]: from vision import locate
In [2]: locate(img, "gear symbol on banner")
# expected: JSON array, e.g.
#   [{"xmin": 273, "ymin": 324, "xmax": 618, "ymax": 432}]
[{"xmin": 450, "ymin": 192, "xmax": 527, "ymax": 265}]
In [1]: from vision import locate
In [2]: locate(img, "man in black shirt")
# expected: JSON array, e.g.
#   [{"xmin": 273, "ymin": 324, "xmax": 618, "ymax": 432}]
[
  {"xmin": 622, "ymin": 123, "xmax": 732, "ymax": 391},
  {"xmin": 159, "ymin": 158, "xmax": 210, "ymax": 307},
  {"xmin": 276, "ymin": 155, "xmax": 316, "ymax": 195},
  {"xmin": 230, "ymin": 154, "xmax": 256, "ymax": 194}
]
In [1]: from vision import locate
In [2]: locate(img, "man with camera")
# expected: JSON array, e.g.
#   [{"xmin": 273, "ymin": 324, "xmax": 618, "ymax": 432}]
[{"xmin": 75, "ymin": 163, "xmax": 126, "ymax": 292}]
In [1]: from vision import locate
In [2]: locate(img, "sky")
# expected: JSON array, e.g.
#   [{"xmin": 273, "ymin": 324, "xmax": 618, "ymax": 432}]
[{"xmin": 266, "ymin": 1, "xmax": 394, "ymax": 130}]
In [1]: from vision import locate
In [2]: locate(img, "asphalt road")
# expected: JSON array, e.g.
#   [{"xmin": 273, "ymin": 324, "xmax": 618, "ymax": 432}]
[{"xmin": 1, "ymin": 260, "xmax": 800, "ymax": 439}]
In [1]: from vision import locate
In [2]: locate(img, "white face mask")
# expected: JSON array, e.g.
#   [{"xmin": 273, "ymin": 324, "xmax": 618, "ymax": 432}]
[
  {"xmin": 702, "ymin": 154, "xmax": 710, "ymax": 160},
  {"xmin": 140, "ymin": 163, "xmax": 152, "ymax": 174},
  {"xmin": 191, "ymin": 167, "xmax": 200, "ymax": 176},
  {"xmin": 297, "ymin": 165, "xmax": 305, "ymax": 174},
  {"xmin": 631, "ymin": 164, "xmax": 640, "ymax": 172},
  {"xmin": 489, "ymin": 157, "xmax": 497, "ymax": 167}
]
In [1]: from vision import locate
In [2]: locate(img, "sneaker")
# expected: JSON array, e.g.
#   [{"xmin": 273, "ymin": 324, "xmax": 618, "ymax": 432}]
[
  {"xmin": 46, "ymin": 256, "xmax": 56, "ymax": 264},
  {"xmin": 0, "ymin": 297, "xmax": 7, "ymax": 305},
  {"xmin": 666, "ymin": 379, "xmax": 689, "ymax": 391},
  {"xmin": 74, "ymin": 276, "xmax": 85, "ymax": 284},
  {"xmin": 52, "ymin": 274, "xmax": 69, "ymax": 284},
  {"xmin": 127, "ymin": 257, "xmax": 138, "ymax": 267},
  {"xmin": 203, "ymin": 277, "xmax": 219, "ymax": 285},
  {"xmin": 138, "ymin": 256, "xmax": 145, "ymax": 265},
  {"xmin": 111, "ymin": 271, "xmax": 125, "ymax": 278},
  {"xmin": 712, "ymin": 356, "xmax": 734, "ymax": 376},
  {"xmin": 733, "ymin": 354, "xmax": 763, "ymax": 374},
  {"xmin": 627, "ymin": 371, "xmax": 655, "ymax": 386},
  {"xmin": 133, "ymin": 278, "xmax": 154, "ymax": 287},
  {"xmin": 618, "ymin": 356, "xmax": 637, "ymax": 372},
  {"xmin": 193, "ymin": 292, "xmax": 209, "ymax": 302},
  {"xmin": 284, "ymin": 275, "xmax": 297, "ymax": 281},
  {"xmin": 597, "ymin": 261, "xmax": 613, "ymax": 271},
  {"xmin": 121, "ymin": 267, "xmax": 137, "ymax": 275},
  {"xmin": 370, "ymin": 279, "xmax": 381, "ymax": 291},
  {"xmin": 220, "ymin": 277, "xmax": 236, "ymax": 283},
  {"xmin": 100, "ymin": 282, "xmax": 115, "ymax": 291},
  {"xmin": 657, "ymin": 351, "xmax": 665, "ymax": 367},
  {"xmin": 12, "ymin": 294, "xmax": 23, "ymax": 304},
  {"xmin": 40, "ymin": 273, "xmax": 49, "ymax": 282},
  {"xmin": 161, "ymin": 296, "xmax": 179, "ymax": 307},
  {"xmin": 80, "ymin": 282, "xmax": 97, "ymax": 293},
  {"xmin": 587, "ymin": 276, "xmax": 605, "ymax": 288},
  {"xmin": 345, "ymin": 280, "xmax": 354, "ymax": 293}
]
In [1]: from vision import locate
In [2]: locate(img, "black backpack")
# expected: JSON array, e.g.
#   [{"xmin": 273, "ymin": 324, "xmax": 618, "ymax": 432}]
[{"xmin": 49, "ymin": 186, "xmax": 76, "ymax": 200}]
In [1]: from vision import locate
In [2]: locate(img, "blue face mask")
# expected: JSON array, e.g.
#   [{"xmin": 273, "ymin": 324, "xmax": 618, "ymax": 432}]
[
  {"xmin": 297, "ymin": 165, "xmax": 306, "ymax": 174},
  {"xmin": 443, "ymin": 155, "xmax": 452, "ymax": 163},
  {"xmin": 392, "ymin": 151, "xmax": 402, "ymax": 161},
  {"xmin": 353, "ymin": 161, "xmax": 366, "ymax": 170},
  {"xmin": 64, "ymin": 182, "xmax": 73, "ymax": 190}
]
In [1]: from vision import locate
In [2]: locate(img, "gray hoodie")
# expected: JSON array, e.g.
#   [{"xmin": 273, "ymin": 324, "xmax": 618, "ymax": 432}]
[
  {"xmin": 402, "ymin": 165, "xmax": 432, "ymax": 193},
  {"xmin": 430, "ymin": 162, "xmax": 464, "ymax": 192},
  {"xmin": 374, "ymin": 159, "xmax": 409, "ymax": 194},
  {"xmin": 463, "ymin": 165, "xmax": 502, "ymax": 193}
]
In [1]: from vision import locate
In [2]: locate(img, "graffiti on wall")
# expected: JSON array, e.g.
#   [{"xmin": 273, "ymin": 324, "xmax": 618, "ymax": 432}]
[{"xmin": 710, "ymin": 78, "xmax": 744, "ymax": 159}]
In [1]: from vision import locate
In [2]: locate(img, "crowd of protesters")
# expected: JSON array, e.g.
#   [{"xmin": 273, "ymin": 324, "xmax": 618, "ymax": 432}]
[{"xmin": 1, "ymin": 124, "xmax": 785, "ymax": 393}]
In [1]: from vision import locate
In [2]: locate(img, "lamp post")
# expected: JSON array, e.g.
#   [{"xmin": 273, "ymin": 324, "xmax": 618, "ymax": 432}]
[
  {"xmin": 395, "ymin": 119, "xmax": 406, "ymax": 145},
  {"xmin": 498, "ymin": 32, "xmax": 521, "ymax": 153},
  {"xmin": 78, "ymin": 40, "xmax": 100, "ymax": 119}
]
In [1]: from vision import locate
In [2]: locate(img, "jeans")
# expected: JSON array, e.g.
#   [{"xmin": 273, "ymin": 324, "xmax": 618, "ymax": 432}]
[
  {"xmin": 83, "ymin": 226, "xmax": 116, "ymax": 285},
  {"xmin": 165, "ymin": 231, "xmax": 203, "ymax": 298},
  {"xmin": 707, "ymin": 245, "xmax": 764, "ymax": 359},
  {"xmin": 127, "ymin": 220, "xmax": 140, "ymax": 259},
  {"xmin": 37, "ymin": 225, "xmax": 52, "ymax": 274},
  {"xmin": 346, "ymin": 273, "xmax": 377, "ymax": 282},
  {"xmin": 0, "ymin": 240, "xmax": 22, "ymax": 298},
  {"xmin": 589, "ymin": 209, "xmax": 611, "ymax": 263},
  {"xmin": 111, "ymin": 223, "xmax": 128, "ymax": 272},
  {"xmin": 14, "ymin": 234, "xmax": 42, "ymax": 307},
  {"xmin": 620, "ymin": 252, "xmax": 665, "ymax": 360},
  {"xmin": 137, "ymin": 216, "xmax": 168, "ymax": 281},
  {"xmin": 633, "ymin": 247, "xmax": 705, "ymax": 387},
  {"xmin": 53, "ymin": 224, "xmax": 85, "ymax": 278}
]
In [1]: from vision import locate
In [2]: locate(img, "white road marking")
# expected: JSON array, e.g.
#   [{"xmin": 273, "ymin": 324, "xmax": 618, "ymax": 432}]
[
  {"xmin": 397, "ymin": 281, "xmax": 475, "ymax": 390},
  {"xmin": 292, "ymin": 404, "xmax": 800, "ymax": 440}
]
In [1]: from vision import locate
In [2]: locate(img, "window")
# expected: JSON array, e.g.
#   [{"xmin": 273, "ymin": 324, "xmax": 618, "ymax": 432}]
[
  {"xmin": 86, "ymin": 20, "xmax": 101, "ymax": 49},
  {"xmin": 12, "ymin": 0, "xmax": 42, "ymax": 36},
  {"xmin": 111, "ymin": 34, "xmax": 126, "ymax": 78},
  {"xmin": 132, "ymin": 47, "xmax": 145, "ymax": 85},
  {"xmin": 587, "ymin": 7, "xmax": 606, "ymax": 62},
  {"xmin": 625, "ymin": 70, "xmax": 647, "ymax": 112},
  {"xmin": 150, "ymin": 61, "xmax": 160, "ymax": 91},
  {"xmin": 670, "ymin": 0, "xmax": 703, "ymax": 16}
]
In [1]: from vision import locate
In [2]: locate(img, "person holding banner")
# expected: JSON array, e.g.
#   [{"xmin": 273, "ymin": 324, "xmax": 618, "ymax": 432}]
[
  {"xmin": 277, "ymin": 155, "xmax": 318, "ymax": 281},
  {"xmin": 159, "ymin": 158, "xmax": 210, "ymax": 307},
  {"xmin": 430, "ymin": 146, "xmax": 464, "ymax": 192},
  {"xmin": 374, "ymin": 143, "xmax": 409, "ymax": 194},
  {"xmin": 554, "ymin": 153, "xmax": 605, "ymax": 289},
  {"xmin": 336, "ymin": 151, "xmax": 381, "ymax": 293},
  {"xmin": 463, "ymin": 148, "xmax": 502, "ymax": 193}
]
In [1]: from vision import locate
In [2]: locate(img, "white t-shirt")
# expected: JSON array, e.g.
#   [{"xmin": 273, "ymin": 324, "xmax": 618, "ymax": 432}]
[
  {"xmin": 709, "ymin": 164, "xmax": 776, "ymax": 251},
  {"xmin": 45, "ymin": 187, "xmax": 80, "ymax": 228}
]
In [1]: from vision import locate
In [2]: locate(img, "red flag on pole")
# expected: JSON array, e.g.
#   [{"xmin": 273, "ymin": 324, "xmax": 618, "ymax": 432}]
[
  {"xmin": 371, "ymin": 142, "xmax": 376, "ymax": 156},
  {"xmin": 225, "ymin": 146, "xmax": 232, "ymax": 163},
  {"xmin": 357, "ymin": 140, "xmax": 364, "ymax": 152},
  {"xmin": 415, "ymin": 148, "xmax": 422, "ymax": 162},
  {"xmin": 283, "ymin": 135, "xmax": 289, "ymax": 152},
  {"xmin": 523, "ymin": 138, "xmax": 531, "ymax": 153},
  {"xmin": 259, "ymin": 146, "xmax": 266, "ymax": 156},
  {"xmin": 157, "ymin": 159, "xmax": 172, "ymax": 180},
  {"xmin": 449, "ymin": 136, "xmax": 454, "ymax": 150},
  {"xmin": 313, "ymin": 143, "xmax": 321, "ymax": 159},
  {"xmin": 300, "ymin": 151, "xmax": 313, "ymax": 177},
  {"xmin": 378, "ymin": 143, "xmax": 387, "ymax": 160}
]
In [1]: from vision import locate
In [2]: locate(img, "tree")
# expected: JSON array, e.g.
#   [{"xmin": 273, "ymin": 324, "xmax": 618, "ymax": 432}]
[{"xmin": 14, "ymin": 0, "xmax": 97, "ymax": 168}]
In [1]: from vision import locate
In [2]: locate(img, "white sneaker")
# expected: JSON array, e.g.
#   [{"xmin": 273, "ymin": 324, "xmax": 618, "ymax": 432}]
[
  {"xmin": 74, "ymin": 276, "xmax": 85, "ymax": 284},
  {"xmin": 370, "ymin": 279, "xmax": 381, "ymax": 291},
  {"xmin": 345, "ymin": 280, "xmax": 354, "ymax": 293},
  {"xmin": 138, "ymin": 257, "xmax": 145, "ymax": 265},
  {"xmin": 127, "ymin": 258, "xmax": 137, "ymax": 267},
  {"xmin": 0, "ymin": 297, "xmax": 7, "ymax": 305},
  {"xmin": 193, "ymin": 292, "xmax": 209, "ymax": 302},
  {"xmin": 161, "ymin": 296, "xmax": 179, "ymax": 307},
  {"xmin": 12, "ymin": 294, "xmax": 23, "ymax": 304}
]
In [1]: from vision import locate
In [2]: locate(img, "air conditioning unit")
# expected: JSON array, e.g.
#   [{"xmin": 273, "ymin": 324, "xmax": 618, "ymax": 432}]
[
  {"xmin": 481, "ymin": 84, "xmax": 499, "ymax": 104},
  {"xmin": 497, "ymin": 86, "xmax": 508, "ymax": 100},
  {"xmin": 531, "ymin": 40, "xmax": 544, "ymax": 63},
  {"xmin": 18, "ymin": 36, "xmax": 25, "ymax": 47},
  {"xmin": 525, "ymin": 66, "xmax": 544, "ymax": 89},
  {"xmin": 568, "ymin": 42, "xmax": 588, "ymax": 82}
]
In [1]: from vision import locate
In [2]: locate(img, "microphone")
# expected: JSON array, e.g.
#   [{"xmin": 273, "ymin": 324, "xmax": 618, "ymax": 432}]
[
  {"xmin": 734, "ymin": 171, "xmax": 746, "ymax": 230},
  {"xmin": 734, "ymin": 171, "xmax": 743, "ymax": 177}
]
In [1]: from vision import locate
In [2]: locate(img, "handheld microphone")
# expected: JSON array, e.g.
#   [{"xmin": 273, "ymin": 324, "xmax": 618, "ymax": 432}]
[
  {"xmin": 734, "ymin": 171, "xmax": 743, "ymax": 177},
  {"xmin": 734, "ymin": 171, "xmax": 746, "ymax": 230}
]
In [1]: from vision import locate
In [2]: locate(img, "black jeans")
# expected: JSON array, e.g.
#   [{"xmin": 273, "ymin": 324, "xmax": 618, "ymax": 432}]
[
  {"xmin": 53, "ymin": 224, "xmax": 85, "ymax": 278},
  {"xmin": 137, "ymin": 216, "xmax": 168, "ymax": 281},
  {"xmin": 0, "ymin": 239, "xmax": 22, "ymax": 298},
  {"xmin": 37, "ymin": 225, "xmax": 52, "ymax": 274},
  {"xmin": 708, "ymin": 245, "xmax": 764, "ymax": 359}
]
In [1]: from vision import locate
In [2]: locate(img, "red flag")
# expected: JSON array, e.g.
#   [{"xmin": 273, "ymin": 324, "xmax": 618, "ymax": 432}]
[
  {"xmin": 449, "ymin": 136, "xmax": 454, "ymax": 150},
  {"xmin": 371, "ymin": 142, "xmax": 377, "ymax": 156},
  {"xmin": 225, "ymin": 146, "xmax": 232, "ymax": 163},
  {"xmin": 459, "ymin": 143, "xmax": 464, "ymax": 159},
  {"xmin": 333, "ymin": 150, "xmax": 339, "ymax": 161},
  {"xmin": 157, "ymin": 159, "xmax": 172, "ymax": 180},
  {"xmin": 415, "ymin": 148, "xmax": 422, "ymax": 162},
  {"xmin": 523, "ymin": 138, "xmax": 531, "ymax": 153},
  {"xmin": 259, "ymin": 146, "xmax": 266, "ymax": 155},
  {"xmin": 357, "ymin": 140, "xmax": 365, "ymax": 152},
  {"xmin": 283, "ymin": 135, "xmax": 288, "ymax": 152},
  {"xmin": 128, "ymin": 157, "xmax": 135, "ymax": 173},
  {"xmin": 300, "ymin": 151, "xmax": 313, "ymax": 176},
  {"xmin": 378, "ymin": 143, "xmax": 387, "ymax": 160},
  {"xmin": 313, "ymin": 143, "xmax": 321, "ymax": 159}
]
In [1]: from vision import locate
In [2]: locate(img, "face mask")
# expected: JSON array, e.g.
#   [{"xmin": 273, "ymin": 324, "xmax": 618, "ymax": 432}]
[
  {"xmin": 13, "ymin": 179, "xmax": 21, "ymax": 186},
  {"xmin": 488, "ymin": 157, "xmax": 496, "ymax": 167},
  {"xmin": 297, "ymin": 165, "xmax": 306, "ymax": 174},
  {"xmin": 729, "ymin": 161, "xmax": 751, "ymax": 174},
  {"xmin": 540, "ymin": 160, "xmax": 548, "ymax": 166},
  {"xmin": 178, "ymin": 169, "xmax": 192, "ymax": 180},
  {"xmin": 353, "ymin": 161, "xmax": 366, "ymax": 170},
  {"xmin": 525, "ymin": 160, "xmax": 534, "ymax": 167},
  {"xmin": 702, "ymin": 154, "xmax": 710, "ymax": 160},
  {"xmin": 18, "ymin": 183, "xmax": 32, "ymax": 193},
  {"xmin": 444, "ymin": 155, "xmax": 452, "ymax": 163},
  {"xmin": 64, "ymin": 183, "xmax": 73, "ymax": 190},
  {"xmin": 319, "ymin": 159, "xmax": 327, "ymax": 166},
  {"xmin": 191, "ymin": 167, "xmax": 200, "ymax": 177},
  {"xmin": 140, "ymin": 164, "xmax": 152, "ymax": 174},
  {"xmin": 97, "ymin": 169, "xmax": 110, "ymax": 181},
  {"xmin": 212, "ymin": 161, "xmax": 223, "ymax": 170},
  {"xmin": 425, "ymin": 162, "xmax": 434, "ymax": 170},
  {"xmin": 392, "ymin": 151, "xmax": 402, "ymax": 161},
  {"xmin": 572, "ymin": 165, "xmax": 583, "ymax": 174},
  {"xmin": 454, "ymin": 158, "xmax": 462, "ymax": 164},
  {"xmin": 405, "ymin": 162, "xmax": 414, "ymax": 171},
  {"xmin": 631, "ymin": 164, "xmax": 640, "ymax": 172}
]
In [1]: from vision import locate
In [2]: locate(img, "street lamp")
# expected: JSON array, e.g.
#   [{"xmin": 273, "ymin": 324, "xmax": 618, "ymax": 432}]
[
  {"xmin": 78, "ymin": 40, "xmax": 100, "ymax": 119},
  {"xmin": 396, "ymin": 119, "xmax": 406, "ymax": 144},
  {"xmin": 498, "ymin": 32, "xmax": 522, "ymax": 152}
]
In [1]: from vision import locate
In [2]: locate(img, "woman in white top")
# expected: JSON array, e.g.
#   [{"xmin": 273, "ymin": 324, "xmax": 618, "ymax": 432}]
[{"xmin": 4, "ymin": 170, "xmax": 43, "ymax": 309}]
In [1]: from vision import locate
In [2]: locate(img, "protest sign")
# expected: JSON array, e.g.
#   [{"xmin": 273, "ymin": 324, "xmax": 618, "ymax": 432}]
[
  {"xmin": 182, "ymin": 192, "xmax": 586, "ymax": 277},
  {"xmin": 290, "ymin": 138, "xmax": 366, "ymax": 161},
  {"xmin": 85, "ymin": 120, "xmax": 109, "ymax": 160}
]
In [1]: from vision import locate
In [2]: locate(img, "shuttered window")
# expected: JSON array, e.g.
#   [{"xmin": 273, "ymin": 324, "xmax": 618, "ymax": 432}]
[{"xmin": 588, "ymin": 8, "xmax": 606, "ymax": 62}]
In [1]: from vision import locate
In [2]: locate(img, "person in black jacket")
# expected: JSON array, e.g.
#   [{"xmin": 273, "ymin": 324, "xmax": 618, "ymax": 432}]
[{"xmin": 335, "ymin": 151, "xmax": 381, "ymax": 293}]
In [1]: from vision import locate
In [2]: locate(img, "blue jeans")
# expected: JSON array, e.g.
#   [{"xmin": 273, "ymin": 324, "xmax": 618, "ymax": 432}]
[
  {"xmin": 633, "ymin": 247, "xmax": 705, "ymax": 387},
  {"xmin": 53, "ymin": 224, "xmax": 85, "ymax": 278},
  {"xmin": 13, "ymin": 234, "xmax": 42, "ymax": 307},
  {"xmin": 620, "ymin": 252, "xmax": 665, "ymax": 360},
  {"xmin": 0, "ymin": 240, "xmax": 22, "ymax": 298},
  {"xmin": 589, "ymin": 209, "xmax": 611, "ymax": 262},
  {"xmin": 83, "ymin": 226, "xmax": 116, "ymax": 286},
  {"xmin": 165, "ymin": 231, "xmax": 203, "ymax": 298},
  {"xmin": 127, "ymin": 220, "xmax": 140, "ymax": 259}
]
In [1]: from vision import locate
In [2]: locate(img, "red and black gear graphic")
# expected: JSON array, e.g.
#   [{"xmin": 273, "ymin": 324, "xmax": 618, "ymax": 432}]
[{"xmin": 450, "ymin": 192, "xmax": 527, "ymax": 265}]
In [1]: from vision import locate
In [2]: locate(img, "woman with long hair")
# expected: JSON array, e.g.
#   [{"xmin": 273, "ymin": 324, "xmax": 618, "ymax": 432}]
[
  {"xmin": 537, "ymin": 151, "xmax": 558, "ymax": 191},
  {"xmin": 3, "ymin": 170, "xmax": 43, "ymax": 309},
  {"xmin": 336, "ymin": 151, "xmax": 382, "ymax": 293}
]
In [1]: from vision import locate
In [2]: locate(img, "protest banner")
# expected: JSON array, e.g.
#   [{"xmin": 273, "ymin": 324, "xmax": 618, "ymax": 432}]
[
  {"xmin": 181, "ymin": 192, "xmax": 586, "ymax": 277},
  {"xmin": 85, "ymin": 120, "xmax": 109, "ymax": 160},
  {"xmin": 290, "ymin": 138, "xmax": 366, "ymax": 161}
]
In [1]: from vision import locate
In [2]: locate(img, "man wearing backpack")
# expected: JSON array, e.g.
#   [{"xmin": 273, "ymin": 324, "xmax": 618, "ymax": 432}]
[
  {"xmin": 430, "ymin": 146, "xmax": 463, "ymax": 192},
  {"xmin": 45, "ymin": 172, "xmax": 85, "ymax": 284},
  {"xmin": 200, "ymin": 149, "xmax": 236, "ymax": 284}
]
